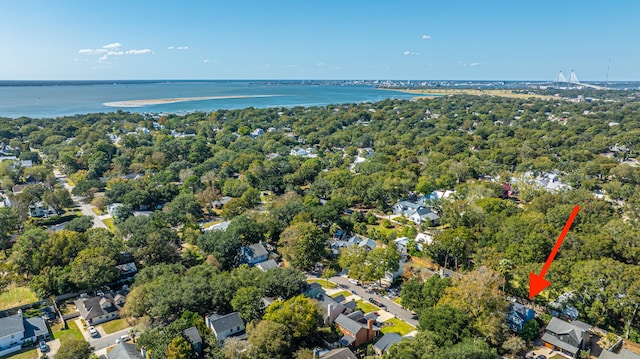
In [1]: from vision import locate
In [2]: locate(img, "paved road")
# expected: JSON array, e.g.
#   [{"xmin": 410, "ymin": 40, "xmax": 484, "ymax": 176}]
[
  {"xmin": 53, "ymin": 169, "xmax": 107, "ymax": 229},
  {"xmin": 90, "ymin": 328, "xmax": 132, "ymax": 351},
  {"xmin": 314, "ymin": 274, "xmax": 419, "ymax": 327}
]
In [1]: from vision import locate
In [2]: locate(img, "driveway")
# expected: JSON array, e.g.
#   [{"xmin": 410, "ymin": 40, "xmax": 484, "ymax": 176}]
[
  {"xmin": 38, "ymin": 338, "xmax": 60, "ymax": 358},
  {"xmin": 74, "ymin": 319, "xmax": 133, "ymax": 351}
]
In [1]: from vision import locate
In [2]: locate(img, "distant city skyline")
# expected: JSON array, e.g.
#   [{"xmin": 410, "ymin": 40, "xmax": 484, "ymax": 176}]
[{"xmin": 1, "ymin": 1, "xmax": 639, "ymax": 81}]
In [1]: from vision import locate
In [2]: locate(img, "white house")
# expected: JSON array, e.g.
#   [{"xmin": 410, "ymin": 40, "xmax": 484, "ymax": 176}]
[
  {"xmin": 205, "ymin": 312, "xmax": 245, "ymax": 346},
  {"xmin": 75, "ymin": 292, "xmax": 126, "ymax": 325},
  {"xmin": 393, "ymin": 201, "xmax": 440, "ymax": 226},
  {"xmin": 0, "ymin": 311, "xmax": 49, "ymax": 357}
]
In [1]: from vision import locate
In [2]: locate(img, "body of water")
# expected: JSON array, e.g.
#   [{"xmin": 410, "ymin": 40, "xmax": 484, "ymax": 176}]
[{"xmin": 0, "ymin": 80, "xmax": 416, "ymax": 119}]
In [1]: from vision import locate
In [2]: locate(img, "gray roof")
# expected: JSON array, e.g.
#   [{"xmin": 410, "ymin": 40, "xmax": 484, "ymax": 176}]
[
  {"xmin": 255, "ymin": 259, "xmax": 278, "ymax": 271},
  {"xmin": 374, "ymin": 332, "xmax": 403, "ymax": 352},
  {"xmin": 340, "ymin": 334, "xmax": 356, "ymax": 346},
  {"xmin": 207, "ymin": 312, "xmax": 244, "ymax": 334},
  {"xmin": 0, "ymin": 313, "xmax": 24, "ymax": 338},
  {"xmin": 24, "ymin": 316, "xmax": 48, "ymax": 339},
  {"xmin": 108, "ymin": 342, "xmax": 144, "ymax": 359},
  {"xmin": 183, "ymin": 326, "xmax": 202, "ymax": 346},
  {"xmin": 541, "ymin": 332, "xmax": 579, "ymax": 354},
  {"xmin": 75, "ymin": 293, "xmax": 122, "ymax": 321},
  {"xmin": 343, "ymin": 300, "xmax": 357, "ymax": 311},
  {"xmin": 320, "ymin": 348, "xmax": 357, "ymax": 359},
  {"xmin": 335, "ymin": 313, "xmax": 366, "ymax": 335},
  {"xmin": 545, "ymin": 317, "xmax": 591, "ymax": 342},
  {"xmin": 600, "ymin": 349, "xmax": 640, "ymax": 359},
  {"xmin": 245, "ymin": 243, "xmax": 268, "ymax": 259}
]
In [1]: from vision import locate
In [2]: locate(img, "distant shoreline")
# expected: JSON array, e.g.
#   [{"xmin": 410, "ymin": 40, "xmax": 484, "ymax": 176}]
[
  {"xmin": 103, "ymin": 94, "xmax": 281, "ymax": 107},
  {"xmin": 384, "ymin": 88, "xmax": 556, "ymax": 100}
]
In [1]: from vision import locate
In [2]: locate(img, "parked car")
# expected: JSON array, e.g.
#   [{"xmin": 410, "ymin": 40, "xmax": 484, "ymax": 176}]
[
  {"xmin": 88, "ymin": 326, "xmax": 98, "ymax": 337},
  {"xmin": 115, "ymin": 334, "xmax": 130, "ymax": 344},
  {"xmin": 39, "ymin": 341, "xmax": 49, "ymax": 352},
  {"xmin": 348, "ymin": 279, "xmax": 360, "ymax": 286},
  {"xmin": 368, "ymin": 297, "xmax": 385, "ymax": 307}
]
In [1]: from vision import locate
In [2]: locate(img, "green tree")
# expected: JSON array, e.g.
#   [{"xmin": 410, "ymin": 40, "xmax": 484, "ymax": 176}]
[
  {"xmin": 502, "ymin": 335, "xmax": 527, "ymax": 359},
  {"xmin": 263, "ymin": 295, "xmax": 319, "ymax": 344},
  {"xmin": 69, "ymin": 247, "xmax": 119, "ymax": 289},
  {"xmin": 0, "ymin": 207, "xmax": 19, "ymax": 256},
  {"xmin": 55, "ymin": 338, "xmax": 93, "ymax": 359},
  {"xmin": 42, "ymin": 188, "xmax": 74, "ymax": 213},
  {"xmin": 231, "ymin": 286, "xmax": 264, "ymax": 322},
  {"xmin": 165, "ymin": 336, "xmax": 194, "ymax": 359},
  {"xmin": 247, "ymin": 320, "xmax": 292, "ymax": 359},
  {"xmin": 278, "ymin": 222, "xmax": 327, "ymax": 271},
  {"xmin": 9, "ymin": 227, "xmax": 48, "ymax": 276}
]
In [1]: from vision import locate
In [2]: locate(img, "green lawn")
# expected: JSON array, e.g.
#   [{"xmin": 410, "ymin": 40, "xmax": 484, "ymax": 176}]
[
  {"xmin": 381, "ymin": 317, "xmax": 416, "ymax": 336},
  {"xmin": 102, "ymin": 217, "xmax": 115, "ymax": 231},
  {"xmin": 91, "ymin": 207, "xmax": 103, "ymax": 216},
  {"xmin": 53, "ymin": 320, "xmax": 83, "ymax": 346},
  {"xmin": 0, "ymin": 285, "xmax": 38, "ymax": 311},
  {"xmin": 548, "ymin": 356, "xmax": 564, "ymax": 359},
  {"xmin": 330, "ymin": 290, "xmax": 352, "ymax": 298},
  {"xmin": 101, "ymin": 318, "xmax": 129, "ymax": 334},
  {"xmin": 2, "ymin": 348, "xmax": 39, "ymax": 359},
  {"xmin": 307, "ymin": 279, "xmax": 337, "ymax": 289},
  {"xmin": 356, "ymin": 300, "xmax": 379, "ymax": 313}
]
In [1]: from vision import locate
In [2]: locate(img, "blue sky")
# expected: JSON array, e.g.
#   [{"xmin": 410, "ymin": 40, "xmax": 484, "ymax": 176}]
[{"xmin": 1, "ymin": 0, "xmax": 638, "ymax": 80}]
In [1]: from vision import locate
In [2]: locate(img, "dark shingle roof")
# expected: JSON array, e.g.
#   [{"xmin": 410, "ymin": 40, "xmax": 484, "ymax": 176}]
[
  {"xmin": 183, "ymin": 327, "xmax": 202, "ymax": 346},
  {"xmin": 107, "ymin": 342, "xmax": 144, "ymax": 359},
  {"xmin": 75, "ymin": 293, "xmax": 121, "ymax": 321},
  {"xmin": 320, "ymin": 348, "xmax": 357, "ymax": 359},
  {"xmin": 24, "ymin": 316, "xmax": 48, "ymax": 339},
  {"xmin": 207, "ymin": 312, "xmax": 244, "ymax": 334},
  {"xmin": 600, "ymin": 349, "xmax": 640, "ymax": 359},
  {"xmin": 374, "ymin": 332, "xmax": 403, "ymax": 352},
  {"xmin": 245, "ymin": 243, "xmax": 268, "ymax": 260},
  {"xmin": 335, "ymin": 313, "xmax": 365, "ymax": 335},
  {"xmin": 0, "ymin": 313, "xmax": 24, "ymax": 338}
]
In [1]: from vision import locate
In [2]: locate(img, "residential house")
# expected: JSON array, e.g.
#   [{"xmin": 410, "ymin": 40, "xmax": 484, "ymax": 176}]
[
  {"xmin": 0, "ymin": 311, "xmax": 49, "ymax": 357},
  {"xmin": 373, "ymin": 332, "xmax": 403, "ymax": 356},
  {"xmin": 304, "ymin": 282, "xmax": 326, "ymax": 300},
  {"xmin": 328, "ymin": 235, "xmax": 376, "ymax": 257},
  {"xmin": 75, "ymin": 291, "xmax": 127, "ymax": 325},
  {"xmin": 334, "ymin": 311, "xmax": 379, "ymax": 348},
  {"xmin": 392, "ymin": 200, "xmax": 440, "ymax": 226},
  {"xmin": 250, "ymin": 128, "xmax": 265, "ymax": 138},
  {"xmin": 315, "ymin": 290, "xmax": 356, "ymax": 325},
  {"xmin": 541, "ymin": 317, "xmax": 592, "ymax": 358},
  {"xmin": 241, "ymin": 243, "xmax": 269, "ymax": 266},
  {"xmin": 212, "ymin": 196, "xmax": 232, "ymax": 209},
  {"xmin": 107, "ymin": 342, "xmax": 144, "ymax": 359},
  {"xmin": 357, "ymin": 238, "xmax": 377, "ymax": 251},
  {"xmin": 394, "ymin": 237, "xmax": 410, "ymax": 255},
  {"xmin": 506, "ymin": 302, "xmax": 535, "ymax": 331},
  {"xmin": 115, "ymin": 262, "xmax": 138, "ymax": 280},
  {"xmin": 205, "ymin": 312, "xmax": 245, "ymax": 346},
  {"xmin": 255, "ymin": 259, "xmax": 279, "ymax": 272},
  {"xmin": 203, "ymin": 221, "xmax": 231, "ymax": 232},
  {"xmin": 414, "ymin": 233, "xmax": 433, "ymax": 251},
  {"xmin": 319, "ymin": 348, "xmax": 357, "ymax": 359},
  {"xmin": 28, "ymin": 201, "xmax": 55, "ymax": 217},
  {"xmin": 183, "ymin": 327, "xmax": 203, "ymax": 357},
  {"xmin": 107, "ymin": 203, "xmax": 124, "ymax": 216}
]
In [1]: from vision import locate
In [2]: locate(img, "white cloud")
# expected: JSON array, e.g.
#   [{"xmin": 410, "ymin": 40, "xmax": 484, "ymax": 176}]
[
  {"xmin": 177, "ymin": 46, "xmax": 189, "ymax": 50},
  {"xmin": 403, "ymin": 51, "xmax": 420, "ymax": 56},
  {"xmin": 103, "ymin": 42, "xmax": 122, "ymax": 49},
  {"xmin": 422, "ymin": 35, "xmax": 431, "ymax": 39},
  {"xmin": 98, "ymin": 55, "xmax": 109, "ymax": 63},
  {"xmin": 203, "ymin": 59, "xmax": 210, "ymax": 64},
  {"xmin": 317, "ymin": 62, "xmax": 326, "ymax": 66},
  {"xmin": 78, "ymin": 48, "xmax": 107, "ymax": 55},
  {"xmin": 469, "ymin": 62, "xmax": 481, "ymax": 67},
  {"xmin": 107, "ymin": 51, "xmax": 124, "ymax": 56},
  {"xmin": 168, "ymin": 46, "xmax": 174, "ymax": 50},
  {"xmin": 286, "ymin": 64, "xmax": 297, "ymax": 68},
  {"xmin": 126, "ymin": 49, "xmax": 153, "ymax": 55}
]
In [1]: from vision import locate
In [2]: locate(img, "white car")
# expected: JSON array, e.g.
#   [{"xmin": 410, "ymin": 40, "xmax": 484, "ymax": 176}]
[
  {"xmin": 88, "ymin": 326, "xmax": 98, "ymax": 337},
  {"xmin": 348, "ymin": 279, "xmax": 360, "ymax": 286},
  {"xmin": 115, "ymin": 334, "xmax": 130, "ymax": 344}
]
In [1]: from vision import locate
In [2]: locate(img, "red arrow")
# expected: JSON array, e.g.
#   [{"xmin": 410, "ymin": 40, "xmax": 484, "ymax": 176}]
[{"xmin": 529, "ymin": 205, "xmax": 580, "ymax": 299}]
